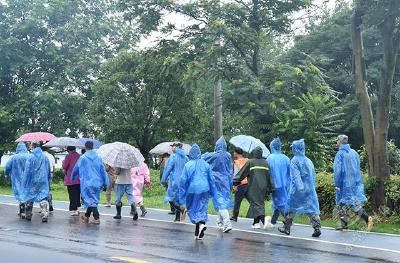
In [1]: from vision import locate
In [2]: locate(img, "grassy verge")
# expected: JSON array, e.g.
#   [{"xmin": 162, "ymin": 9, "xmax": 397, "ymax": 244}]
[{"xmin": 1, "ymin": 169, "xmax": 399, "ymax": 235}]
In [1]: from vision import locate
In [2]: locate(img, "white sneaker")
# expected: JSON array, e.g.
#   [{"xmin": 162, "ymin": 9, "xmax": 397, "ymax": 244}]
[
  {"xmin": 223, "ymin": 226, "xmax": 232, "ymax": 233},
  {"xmin": 264, "ymin": 222, "xmax": 275, "ymax": 230},
  {"xmin": 252, "ymin": 223, "xmax": 261, "ymax": 229}
]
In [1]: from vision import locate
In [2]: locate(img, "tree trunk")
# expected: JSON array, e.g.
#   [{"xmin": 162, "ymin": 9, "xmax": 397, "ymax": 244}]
[
  {"xmin": 350, "ymin": 6, "xmax": 375, "ymax": 178},
  {"xmin": 373, "ymin": 0, "xmax": 400, "ymax": 208},
  {"xmin": 351, "ymin": 0, "xmax": 400, "ymax": 210},
  {"xmin": 214, "ymin": 76, "xmax": 223, "ymax": 142}
]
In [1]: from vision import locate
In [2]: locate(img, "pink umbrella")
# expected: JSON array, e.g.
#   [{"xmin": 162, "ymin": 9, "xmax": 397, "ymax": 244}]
[{"xmin": 16, "ymin": 132, "xmax": 57, "ymax": 142}]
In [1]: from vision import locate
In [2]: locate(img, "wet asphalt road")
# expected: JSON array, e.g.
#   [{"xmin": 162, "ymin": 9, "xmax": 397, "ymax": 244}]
[{"xmin": 0, "ymin": 197, "xmax": 399, "ymax": 263}]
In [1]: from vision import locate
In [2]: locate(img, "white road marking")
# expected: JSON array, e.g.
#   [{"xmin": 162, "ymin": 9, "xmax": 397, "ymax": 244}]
[{"xmin": 0, "ymin": 201, "xmax": 399, "ymax": 255}]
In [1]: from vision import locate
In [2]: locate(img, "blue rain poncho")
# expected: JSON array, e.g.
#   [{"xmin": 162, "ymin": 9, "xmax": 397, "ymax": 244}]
[
  {"xmin": 71, "ymin": 150, "xmax": 109, "ymax": 208},
  {"xmin": 22, "ymin": 147, "xmax": 51, "ymax": 203},
  {"xmin": 179, "ymin": 144, "xmax": 217, "ymax": 224},
  {"xmin": 202, "ymin": 136, "xmax": 233, "ymax": 211},
  {"xmin": 285, "ymin": 139, "xmax": 320, "ymax": 215},
  {"xmin": 4, "ymin": 142, "xmax": 30, "ymax": 201},
  {"xmin": 267, "ymin": 138, "xmax": 290, "ymax": 211},
  {"xmin": 333, "ymin": 144, "xmax": 367, "ymax": 206},
  {"xmin": 161, "ymin": 148, "xmax": 189, "ymax": 204}
]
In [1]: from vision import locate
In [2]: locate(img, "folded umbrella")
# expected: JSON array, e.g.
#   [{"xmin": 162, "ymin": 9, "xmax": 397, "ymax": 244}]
[
  {"xmin": 97, "ymin": 142, "xmax": 145, "ymax": 169},
  {"xmin": 149, "ymin": 141, "xmax": 191, "ymax": 155},
  {"xmin": 43, "ymin": 137, "xmax": 84, "ymax": 148},
  {"xmin": 229, "ymin": 135, "xmax": 270, "ymax": 158},
  {"xmin": 16, "ymin": 132, "xmax": 56, "ymax": 142}
]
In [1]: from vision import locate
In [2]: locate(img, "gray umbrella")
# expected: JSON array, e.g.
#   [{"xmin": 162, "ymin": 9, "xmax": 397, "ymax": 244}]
[
  {"xmin": 97, "ymin": 142, "xmax": 145, "ymax": 169},
  {"xmin": 149, "ymin": 141, "xmax": 191, "ymax": 155},
  {"xmin": 43, "ymin": 137, "xmax": 84, "ymax": 148}
]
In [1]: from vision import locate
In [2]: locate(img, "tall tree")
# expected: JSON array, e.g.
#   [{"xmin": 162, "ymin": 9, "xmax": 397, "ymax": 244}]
[{"xmin": 351, "ymin": 0, "xmax": 400, "ymax": 209}]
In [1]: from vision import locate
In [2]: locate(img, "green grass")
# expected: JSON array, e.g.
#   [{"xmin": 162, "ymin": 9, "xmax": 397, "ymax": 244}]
[{"xmin": 1, "ymin": 169, "xmax": 399, "ymax": 235}]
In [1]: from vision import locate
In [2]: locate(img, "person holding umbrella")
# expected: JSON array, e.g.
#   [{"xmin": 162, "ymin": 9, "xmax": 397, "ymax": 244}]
[
  {"xmin": 4, "ymin": 142, "xmax": 30, "ymax": 218},
  {"xmin": 22, "ymin": 141, "xmax": 51, "ymax": 222},
  {"xmin": 230, "ymin": 147, "xmax": 249, "ymax": 222},
  {"xmin": 233, "ymin": 146, "xmax": 274, "ymax": 229},
  {"xmin": 203, "ymin": 136, "xmax": 233, "ymax": 233},
  {"xmin": 62, "ymin": 146, "xmax": 81, "ymax": 216},
  {"xmin": 71, "ymin": 141, "xmax": 109, "ymax": 224},
  {"xmin": 179, "ymin": 144, "xmax": 217, "ymax": 240},
  {"xmin": 161, "ymin": 142, "xmax": 189, "ymax": 222}
]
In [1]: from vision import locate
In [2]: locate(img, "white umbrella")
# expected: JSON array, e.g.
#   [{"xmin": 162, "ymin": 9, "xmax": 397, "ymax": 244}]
[
  {"xmin": 229, "ymin": 135, "xmax": 270, "ymax": 158},
  {"xmin": 97, "ymin": 142, "xmax": 145, "ymax": 169},
  {"xmin": 43, "ymin": 137, "xmax": 84, "ymax": 148},
  {"xmin": 149, "ymin": 142, "xmax": 191, "ymax": 155}
]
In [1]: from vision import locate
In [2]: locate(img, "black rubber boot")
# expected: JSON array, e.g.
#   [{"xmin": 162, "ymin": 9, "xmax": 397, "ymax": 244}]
[
  {"xmin": 169, "ymin": 202, "xmax": 175, "ymax": 215},
  {"xmin": 336, "ymin": 218, "xmax": 348, "ymax": 230},
  {"xmin": 25, "ymin": 203, "xmax": 33, "ymax": 221},
  {"xmin": 174, "ymin": 209, "xmax": 181, "ymax": 222},
  {"xmin": 19, "ymin": 203, "xmax": 25, "ymax": 219},
  {"xmin": 113, "ymin": 203, "xmax": 122, "ymax": 219},
  {"xmin": 230, "ymin": 210, "xmax": 239, "ymax": 222},
  {"xmin": 140, "ymin": 205, "xmax": 147, "ymax": 217},
  {"xmin": 312, "ymin": 228, "xmax": 322, "ymax": 237},
  {"xmin": 131, "ymin": 204, "xmax": 138, "ymax": 221}
]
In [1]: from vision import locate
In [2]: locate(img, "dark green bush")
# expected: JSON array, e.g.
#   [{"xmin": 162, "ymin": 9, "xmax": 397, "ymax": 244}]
[{"xmin": 359, "ymin": 141, "xmax": 400, "ymax": 175}]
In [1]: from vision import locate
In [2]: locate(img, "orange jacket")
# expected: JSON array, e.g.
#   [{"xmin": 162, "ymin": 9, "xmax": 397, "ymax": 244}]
[{"xmin": 233, "ymin": 158, "xmax": 249, "ymax": 185}]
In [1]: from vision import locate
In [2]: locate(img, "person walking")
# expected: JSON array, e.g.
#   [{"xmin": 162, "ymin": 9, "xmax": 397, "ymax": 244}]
[
  {"xmin": 266, "ymin": 137, "xmax": 290, "ymax": 227},
  {"xmin": 71, "ymin": 141, "xmax": 109, "ymax": 224},
  {"xmin": 4, "ymin": 142, "xmax": 30, "ymax": 218},
  {"xmin": 42, "ymin": 145, "xmax": 55, "ymax": 212},
  {"xmin": 233, "ymin": 146, "xmax": 274, "ymax": 229},
  {"xmin": 131, "ymin": 162, "xmax": 151, "ymax": 217},
  {"xmin": 278, "ymin": 139, "xmax": 322, "ymax": 237},
  {"xmin": 161, "ymin": 142, "xmax": 189, "ymax": 222},
  {"xmin": 22, "ymin": 141, "xmax": 51, "ymax": 222},
  {"xmin": 203, "ymin": 136, "xmax": 233, "ymax": 233},
  {"xmin": 334, "ymin": 135, "xmax": 373, "ymax": 231},
  {"xmin": 160, "ymin": 153, "xmax": 174, "ymax": 214},
  {"xmin": 105, "ymin": 164, "xmax": 117, "ymax": 207},
  {"xmin": 179, "ymin": 144, "xmax": 217, "ymax": 240},
  {"xmin": 230, "ymin": 147, "xmax": 249, "ymax": 222},
  {"xmin": 62, "ymin": 146, "xmax": 81, "ymax": 216},
  {"xmin": 112, "ymin": 166, "xmax": 139, "ymax": 221}
]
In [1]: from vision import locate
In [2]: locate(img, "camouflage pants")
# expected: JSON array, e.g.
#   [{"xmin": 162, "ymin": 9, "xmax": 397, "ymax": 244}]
[
  {"xmin": 284, "ymin": 212, "xmax": 321, "ymax": 230},
  {"xmin": 337, "ymin": 205, "xmax": 369, "ymax": 227}
]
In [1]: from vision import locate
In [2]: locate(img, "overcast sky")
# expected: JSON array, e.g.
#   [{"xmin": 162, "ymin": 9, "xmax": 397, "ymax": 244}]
[{"xmin": 137, "ymin": 0, "xmax": 346, "ymax": 49}]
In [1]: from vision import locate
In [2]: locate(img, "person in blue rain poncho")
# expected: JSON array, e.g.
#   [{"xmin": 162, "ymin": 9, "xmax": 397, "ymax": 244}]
[
  {"xmin": 278, "ymin": 139, "xmax": 322, "ymax": 237},
  {"xmin": 161, "ymin": 142, "xmax": 189, "ymax": 222},
  {"xmin": 334, "ymin": 135, "xmax": 373, "ymax": 231},
  {"xmin": 179, "ymin": 144, "xmax": 217, "ymax": 240},
  {"xmin": 265, "ymin": 137, "xmax": 290, "ymax": 228},
  {"xmin": 22, "ymin": 141, "xmax": 51, "ymax": 222},
  {"xmin": 4, "ymin": 142, "xmax": 30, "ymax": 218},
  {"xmin": 71, "ymin": 141, "xmax": 109, "ymax": 224},
  {"xmin": 203, "ymin": 136, "xmax": 233, "ymax": 233}
]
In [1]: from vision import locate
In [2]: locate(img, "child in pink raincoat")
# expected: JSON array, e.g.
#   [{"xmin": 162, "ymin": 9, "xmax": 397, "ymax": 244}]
[{"xmin": 130, "ymin": 162, "xmax": 151, "ymax": 217}]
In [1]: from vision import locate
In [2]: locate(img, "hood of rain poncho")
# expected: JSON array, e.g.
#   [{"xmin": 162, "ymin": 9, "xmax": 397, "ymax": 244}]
[
  {"xmin": 189, "ymin": 144, "xmax": 201, "ymax": 160},
  {"xmin": 333, "ymin": 144, "xmax": 367, "ymax": 206},
  {"xmin": 215, "ymin": 136, "xmax": 227, "ymax": 152},
  {"xmin": 16, "ymin": 142, "xmax": 28, "ymax": 154},
  {"xmin": 270, "ymin": 138, "xmax": 282, "ymax": 154},
  {"xmin": 4, "ymin": 143, "xmax": 30, "ymax": 201},
  {"xmin": 161, "ymin": 147, "xmax": 189, "ymax": 204},
  {"xmin": 267, "ymin": 138, "xmax": 290, "ymax": 211},
  {"xmin": 291, "ymin": 139, "xmax": 305, "ymax": 156},
  {"xmin": 202, "ymin": 137, "xmax": 233, "ymax": 210},
  {"xmin": 22, "ymin": 147, "xmax": 51, "ymax": 202},
  {"xmin": 252, "ymin": 146, "xmax": 263, "ymax": 159},
  {"xmin": 71, "ymin": 150, "xmax": 110, "ymax": 207},
  {"xmin": 285, "ymin": 139, "xmax": 320, "ymax": 215},
  {"xmin": 179, "ymin": 144, "xmax": 217, "ymax": 224}
]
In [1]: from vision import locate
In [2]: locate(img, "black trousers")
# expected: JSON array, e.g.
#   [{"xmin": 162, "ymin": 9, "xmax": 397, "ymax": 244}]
[
  {"xmin": 67, "ymin": 184, "xmax": 81, "ymax": 211},
  {"xmin": 85, "ymin": 207, "xmax": 100, "ymax": 220},
  {"xmin": 233, "ymin": 184, "xmax": 248, "ymax": 212}
]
